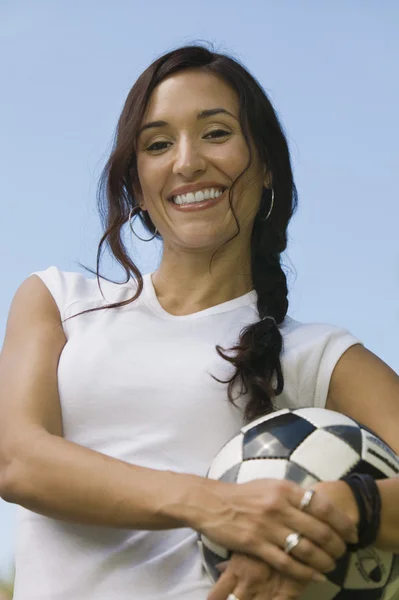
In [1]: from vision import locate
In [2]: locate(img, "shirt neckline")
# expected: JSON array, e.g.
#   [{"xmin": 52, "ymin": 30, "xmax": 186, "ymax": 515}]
[{"xmin": 143, "ymin": 272, "xmax": 258, "ymax": 321}]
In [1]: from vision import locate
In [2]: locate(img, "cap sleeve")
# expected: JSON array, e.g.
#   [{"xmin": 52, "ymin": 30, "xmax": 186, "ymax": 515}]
[
  {"xmin": 30, "ymin": 266, "xmax": 134, "ymax": 337},
  {"xmin": 295, "ymin": 324, "xmax": 362, "ymax": 409},
  {"xmin": 30, "ymin": 266, "xmax": 72, "ymax": 320}
]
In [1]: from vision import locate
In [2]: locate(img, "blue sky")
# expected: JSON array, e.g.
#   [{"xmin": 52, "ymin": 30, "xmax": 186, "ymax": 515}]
[{"xmin": 0, "ymin": 0, "xmax": 398, "ymax": 576}]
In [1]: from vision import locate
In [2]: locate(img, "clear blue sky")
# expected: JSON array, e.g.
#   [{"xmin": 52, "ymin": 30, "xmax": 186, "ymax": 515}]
[{"xmin": 1, "ymin": 0, "xmax": 398, "ymax": 577}]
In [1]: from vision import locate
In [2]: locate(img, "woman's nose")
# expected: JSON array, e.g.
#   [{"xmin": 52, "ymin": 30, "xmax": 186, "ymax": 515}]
[{"xmin": 172, "ymin": 139, "xmax": 206, "ymax": 178}]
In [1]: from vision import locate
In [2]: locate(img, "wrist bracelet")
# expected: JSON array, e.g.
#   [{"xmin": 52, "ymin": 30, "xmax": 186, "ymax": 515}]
[{"xmin": 341, "ymin": 473, "xmax": 381, "ymax": 550}]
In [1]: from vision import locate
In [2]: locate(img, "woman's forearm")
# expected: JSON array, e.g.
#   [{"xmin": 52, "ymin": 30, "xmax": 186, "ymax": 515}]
[
  {"xmin": 1, "ymin": 429, "xmax": 210, "ymax": 530},
  {"xmin": 375, "ymin": 477, "xmax": 399, "ymax": 552}
]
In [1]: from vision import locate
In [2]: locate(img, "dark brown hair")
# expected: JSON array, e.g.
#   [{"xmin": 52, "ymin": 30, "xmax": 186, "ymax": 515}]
[{"xmin": 72, "ymin": 44, "xmax": 298, "ymax": 422}]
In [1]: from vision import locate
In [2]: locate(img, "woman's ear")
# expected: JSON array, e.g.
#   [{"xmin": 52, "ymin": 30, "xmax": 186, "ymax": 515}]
[
  {"xmin": 263, "ymin": 167, "xmax": 273, "ymax": 189},
  {"xmin": 136, "ymin": 196, "xmax": 147, "ymax": 211},
  {"xmin": 132, "ymin": 184, "xmax": 147, "ymax": 211}
]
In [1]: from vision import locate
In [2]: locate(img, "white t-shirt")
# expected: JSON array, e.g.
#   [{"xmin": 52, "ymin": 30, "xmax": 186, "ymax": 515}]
[{"xmin": 13, "ymin": 266, "xmax": 361, "ymax": 600}]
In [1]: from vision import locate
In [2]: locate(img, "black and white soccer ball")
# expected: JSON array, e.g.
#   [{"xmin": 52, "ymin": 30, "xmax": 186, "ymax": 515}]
[{"xmin": 198, "ymin": 407, "xmax": 399, "ymax": 600}]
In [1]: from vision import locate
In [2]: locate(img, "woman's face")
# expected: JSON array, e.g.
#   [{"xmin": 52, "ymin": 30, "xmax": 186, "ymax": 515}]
[{"xmin": 136, "ymin": 69, "xmax": 268, "ymax": 251}]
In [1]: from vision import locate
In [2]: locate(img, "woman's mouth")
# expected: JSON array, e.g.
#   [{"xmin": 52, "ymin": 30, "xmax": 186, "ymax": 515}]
[{"xmin": 168, "ymin": 187, "xmax": 227, "ymax": 212}]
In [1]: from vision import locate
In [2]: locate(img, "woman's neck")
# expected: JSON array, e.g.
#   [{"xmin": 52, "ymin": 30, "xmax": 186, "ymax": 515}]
[{"xmin": 151, "ymin": 254, "xmax": 253, "ymax": 316}]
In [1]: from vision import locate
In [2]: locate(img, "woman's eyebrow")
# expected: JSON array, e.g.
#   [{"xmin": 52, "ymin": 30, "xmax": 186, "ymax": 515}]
[
  {"xmin": 198, "ymin": 108, "xmax": 237, "ymax": 121},
  {"xmin": 138, "ymin": 108, "xmax": 238, "ymax": 136}
]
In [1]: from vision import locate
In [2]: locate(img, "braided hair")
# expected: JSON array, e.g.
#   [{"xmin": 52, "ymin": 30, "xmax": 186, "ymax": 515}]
[{"xmin": 209, "ymin": 193, "xmax": 291, "ymax": 421}]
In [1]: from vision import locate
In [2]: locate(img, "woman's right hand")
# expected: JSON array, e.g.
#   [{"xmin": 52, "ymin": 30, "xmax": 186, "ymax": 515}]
[{"xmin": 196, "ymin": 478, "xmax": 359, "ymax": 583}]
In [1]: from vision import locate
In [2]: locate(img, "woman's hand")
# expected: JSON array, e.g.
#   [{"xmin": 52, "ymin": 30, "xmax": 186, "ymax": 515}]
[
  {"xmin": 207, "ymin": 552, "xmax": 308, "ymax": 600},
  {"xmin": 197, "ymin": 478, "xmax": 358, "ymax": 583},
  {"xmin": 311, "ymin": 480, "xmax": 360, "ymax": 528}
]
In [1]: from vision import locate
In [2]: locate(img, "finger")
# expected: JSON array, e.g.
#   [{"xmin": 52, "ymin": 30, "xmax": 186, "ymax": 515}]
[
  {"xmin": 257, "ymin": 541, "xmax": 327, "ymax": 584},
  {"xmin": 216, "ymin": 561, "xmax": 229, "ymax": 574},
  {"xmin": 292, "ymin": 487, "xmax": 357, "ymax": 543},
  {"xmin": 233, "ymin": 580, "xmax": 257, "ymax": 600},
  {"xmin": 207, "ymin": 571, "xmax": 237, "ymax": 600},
  {"xmin": 279, "ymin": 527, "xmax": 336, "ymax": 574},
  {"xmin": 284, "ymin": 509, "xmax": 347, "ymax": 560}
]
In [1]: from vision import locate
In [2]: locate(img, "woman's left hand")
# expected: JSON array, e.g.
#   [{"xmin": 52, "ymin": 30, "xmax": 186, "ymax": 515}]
[
  {"xmin": 206, "ymin": 481, "xmax": 360, "ymax": 600},
  {"xmin": 311, "ymin": 480, "xmax": 359, "ymax": 528},
  {"xmin": 207, "ymin": 552, "xmax": 308, "ymax": 600}
]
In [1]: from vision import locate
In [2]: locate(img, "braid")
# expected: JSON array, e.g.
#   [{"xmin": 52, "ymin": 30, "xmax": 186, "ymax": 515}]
[{"xmin": 212, "ymin": 216, "xmax": 289, "ymax": 423}]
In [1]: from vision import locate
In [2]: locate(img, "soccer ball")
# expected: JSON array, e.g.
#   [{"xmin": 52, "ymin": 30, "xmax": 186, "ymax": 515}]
[{"xmin": 198, "ymin": 407, "xmax": 399, "ymax": 599}]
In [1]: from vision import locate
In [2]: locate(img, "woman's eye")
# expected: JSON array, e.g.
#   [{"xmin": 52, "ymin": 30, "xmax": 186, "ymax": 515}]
[
  {"xmin": 146, "ymin": 141, "xmax": 170, "ymax": 152},
  {"xmin": 205, "ymin": 129, "xmax": 230, "ymax": 140}
]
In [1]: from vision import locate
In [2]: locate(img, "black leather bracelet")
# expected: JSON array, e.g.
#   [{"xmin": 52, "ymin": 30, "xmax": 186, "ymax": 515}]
[{"xmin": 341, "ymin": 473, "xmax": 382, "ymax": 551}]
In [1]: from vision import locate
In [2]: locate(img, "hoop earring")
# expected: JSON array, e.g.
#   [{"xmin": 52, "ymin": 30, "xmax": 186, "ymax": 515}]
[
  {"xmin": 260, "ymin": 188, "xmax": 274, "ymax": 222},
  {"xmin": 128, "ymin": 206, "xmax": 158, "ymax": 242}
]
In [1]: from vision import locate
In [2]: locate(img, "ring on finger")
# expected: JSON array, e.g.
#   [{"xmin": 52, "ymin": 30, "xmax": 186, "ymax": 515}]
[
  {"xmin": 284, "ymin": 531, "xmax": 302, "ymax": 554},
  {"xmin": 227, "ymin": 595, "xmax": 242, "ymax": 600},
  {"xmin": 299, "ymin": 488, "xmax": 315, "ymax": 511}
]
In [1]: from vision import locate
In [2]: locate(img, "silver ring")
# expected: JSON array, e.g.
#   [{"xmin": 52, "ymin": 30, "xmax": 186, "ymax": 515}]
[
  {"xmin": 299, "ymin": 489, "xmax": 315, "ymax": 511},
  {"xmin": 284, "ymin": 532, "xmax": 301, "ymax": 554},
  {"xmin": 227, "ymin": 595, "xmax": 241, "ymax": 600}
]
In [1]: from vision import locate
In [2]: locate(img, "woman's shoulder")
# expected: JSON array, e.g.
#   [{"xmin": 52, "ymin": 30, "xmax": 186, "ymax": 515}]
[
  {"xmin": 281, "ymin": 315, "xmax": 361, "ymax": 358},
  {"xmin": 277, "ymin": 316, "xmax": 362, "ymax": 409},
  {"xmin": 30, "ymin": 265, "xmax": 138, "ymax": 317},
  {"xmin": 282, "ymin": 315, "xmax": 355, "ymax": 338}
]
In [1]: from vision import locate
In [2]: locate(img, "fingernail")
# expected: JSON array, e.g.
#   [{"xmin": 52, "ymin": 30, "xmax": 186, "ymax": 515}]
[
  {"xmin": 349, "ymin": 532, "xmax": 359, "ymax": 544},
  {"xmin": 312, "ymin": 573, "xmax": 328, "ymax": 583}
]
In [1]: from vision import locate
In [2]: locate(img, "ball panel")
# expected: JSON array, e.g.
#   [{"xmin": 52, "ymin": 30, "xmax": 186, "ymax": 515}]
[
  {"xmin": 243, "ymin": 412, "xmax": 315, "ymax": 460},
  {"xmin": 197, "ymin": 539, "xmax": 229, "ymax": 584},
  {"xmin": 360, "ymin": 429, "xmax": 399, "ymax": 478},
  {"xmin": 327, "ymin": 551, "xmax": 352, "ymax": 588},
  {"xmin": 200, "ymin": 535, "xmax": 229, "ymax": 560},
  {"xmin": 324, "ymin": 425, "xmax": 363, "ymax": 456},
  {"xmin": 343, "ymin": 547, "xmax": 393, "ymax": 589},
  {"xmin": 240, "ymin": 408, "xmax": 291, "ymax": 433},
  {"xmin": 206, "ymin": 433, "xmax": 243, "ymax": 480},
  {"xmin": 334, "ymin": 589, "xmax": 384, "ymax": 599},
  {"xmin": 353, "ymin": 419, "xmax": 389, "ymax": 443},
  {"xmin": 290, "ymin": 429, "xmax": 360, "ymax": 481},
  {"xmin": 236, "ymin": 458, "xmax": 289, "ymax": 483},
  {"xmin": 243, "ymin": 430, "xmax": 295, "ymax": 460},
  {"xmin": 219, "ymin": 463, "xmax": 241, "ymax": 483},
  {"xmin": 347, "ymin": 458, "xmax": 387, "ymax": 481},
  {"xmin": 284, "ymin": 462, "xmax": 319, "ymax": 487},
  {"xmin": 293, "ymin": 407, "xmax": 357, "ymax": 429},
  {"xmin": 382, "ymin": 554, "xmax": 399, "ymax": 599}
]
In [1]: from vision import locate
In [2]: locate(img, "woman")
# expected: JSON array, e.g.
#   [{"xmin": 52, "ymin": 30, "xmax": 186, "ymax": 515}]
[{"xmin": 1, "ymin": 45, "xmax": 399, "ymax": 600}]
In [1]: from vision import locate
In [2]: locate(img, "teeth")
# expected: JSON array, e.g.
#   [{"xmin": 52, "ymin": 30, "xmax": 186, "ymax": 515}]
[
  {"xmin": 195, "ymin": 190, "xmax": 205, "ymax": 202},
  {"xmin": 173, "ymin": 187, "xmax": 224, "ymax": 205}
]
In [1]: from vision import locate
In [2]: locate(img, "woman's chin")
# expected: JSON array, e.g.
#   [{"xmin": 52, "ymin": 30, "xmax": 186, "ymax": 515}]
[{"xmin": 170, "ymin": 229, "xmax": 233, "ymax": 252}]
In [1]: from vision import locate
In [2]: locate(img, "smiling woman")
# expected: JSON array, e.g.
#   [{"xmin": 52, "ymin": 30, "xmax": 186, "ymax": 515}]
[
  {"xmin": 89, "ymin": 46, "xmax": 297, "ymax": 423},
  {"xmin": 1, "ymin": 44, "xmax": 399, "ymax": 600}
]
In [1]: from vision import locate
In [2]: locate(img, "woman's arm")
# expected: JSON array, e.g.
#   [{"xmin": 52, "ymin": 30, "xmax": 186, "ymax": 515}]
[
  {"xmin": 1, "ymin": 427, "xmax": 214, "ymax": 530},
  {"xmin": 325, "ymin": 343, "xmax": 399, "ymax": 552},
  {"xmin": 0, "ymin": 275, "xmax": 205, "ymax": 530}
]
